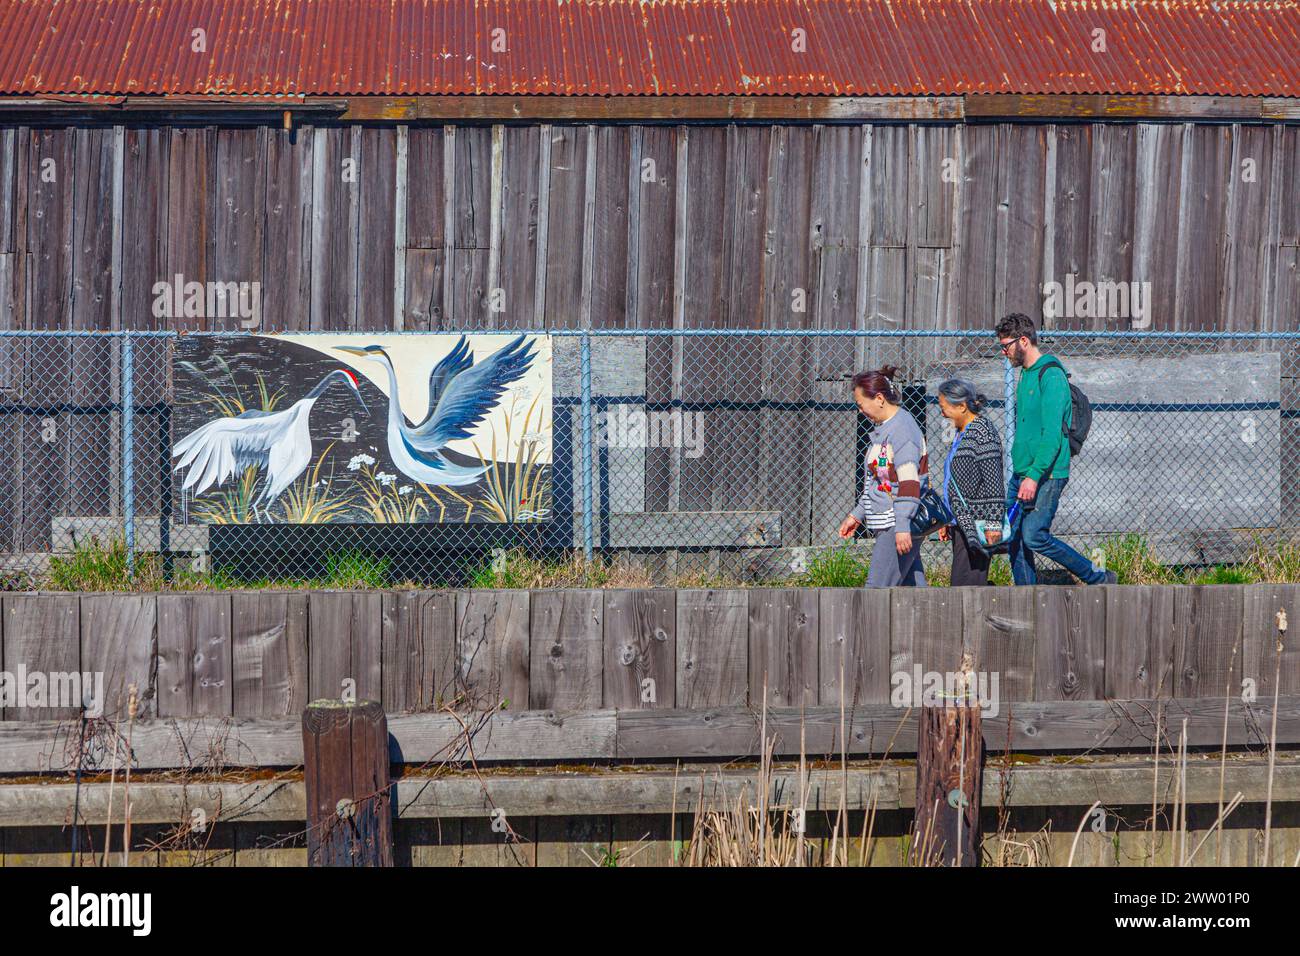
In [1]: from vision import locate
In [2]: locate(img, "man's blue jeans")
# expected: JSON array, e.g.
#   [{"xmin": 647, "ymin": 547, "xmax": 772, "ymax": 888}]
[{"xmin": 1006, "ymin": 474, "xmax": 1105, "ymax": 585}]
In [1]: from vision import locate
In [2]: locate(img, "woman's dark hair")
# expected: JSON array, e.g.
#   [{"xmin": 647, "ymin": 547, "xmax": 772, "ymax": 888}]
[
  {"xmin": 852, "ymin": 364, "xmax": 901, "ymax": 403},
  {"xmin": 937, "ymin": 378, "xmax": 988, "ymax": 413}
]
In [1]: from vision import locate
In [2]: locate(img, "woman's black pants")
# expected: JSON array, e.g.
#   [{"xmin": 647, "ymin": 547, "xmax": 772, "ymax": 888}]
[{"xmin": 951, "ymin": 526, "xmax": 991, "ymax": 586}]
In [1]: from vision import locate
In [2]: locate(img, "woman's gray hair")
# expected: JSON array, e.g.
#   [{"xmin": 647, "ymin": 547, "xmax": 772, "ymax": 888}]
[{"xmin": 937, "ymin": 378, "xmax": 987, "ymax": 413}]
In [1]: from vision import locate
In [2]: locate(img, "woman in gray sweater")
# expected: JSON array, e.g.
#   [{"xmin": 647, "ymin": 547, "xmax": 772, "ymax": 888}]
[
  {"xmin": 838, "ymin": 365, "xmax": 929, "ymax": 588},
  {"xmin": 935, "ymin": 378, "xmax": 1005, "ymax": 586}
]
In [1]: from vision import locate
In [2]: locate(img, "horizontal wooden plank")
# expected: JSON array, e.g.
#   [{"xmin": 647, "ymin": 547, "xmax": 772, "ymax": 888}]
[
  {"xmin": 0, "ymin": 709, "xmax": 618, "ymax": 773},
  {"xmin": 3, "ymin": 754, "xmax": 1296, "ymax": 827},
  {"xmin": 615, "ymin": 697, "xmax": 1300, "ymax": 758},
  {"xmin": 3, "ymin": 696, "xmax": 1298, "ymax": 774}
]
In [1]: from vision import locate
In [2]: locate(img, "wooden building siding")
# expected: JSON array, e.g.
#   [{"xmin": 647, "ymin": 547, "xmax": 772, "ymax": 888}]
[{"xmin": 0, "ymin": 121, "xmax": 1296, "ymax": 337}]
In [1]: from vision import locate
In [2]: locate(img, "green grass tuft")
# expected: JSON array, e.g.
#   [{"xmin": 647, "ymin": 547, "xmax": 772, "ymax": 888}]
[{"xmin": 797, "ymin": 546, "xmax": 870, "ymax": 587}]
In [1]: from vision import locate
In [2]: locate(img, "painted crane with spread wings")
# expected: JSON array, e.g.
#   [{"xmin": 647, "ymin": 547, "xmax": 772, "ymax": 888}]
[
  {"xmin": 336, "ymin": 334, "xmax": 537, "ymax": 488},
  {"xmin": 172, "ymin": 368, "xmax": 367, "ymax": 521}
]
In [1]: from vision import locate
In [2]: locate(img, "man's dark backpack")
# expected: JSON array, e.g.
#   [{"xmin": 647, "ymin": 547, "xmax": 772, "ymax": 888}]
[{"xmin": 1035, "ymin": 358, "xmax": 1092, "ymax": 456}]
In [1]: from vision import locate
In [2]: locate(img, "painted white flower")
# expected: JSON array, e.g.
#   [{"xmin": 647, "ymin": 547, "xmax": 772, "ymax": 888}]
[
  {"xmin": 399, "ymin": 485, "xmax": 413, "ymax": 495},
  {"xmin": 348, "ymin": 453, "xmax": 376, "ymax": 471},
  {"xmin": 376, "ymin": 471, "xmax": 397, "ymax": 486}
]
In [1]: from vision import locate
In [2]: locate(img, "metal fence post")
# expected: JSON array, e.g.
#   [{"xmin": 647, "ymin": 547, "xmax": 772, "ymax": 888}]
[
  {"xmin": 122, "ymin": 331, "xmax": 135, "ymax": 576},
  {"xmin": 1003, "ymin": 356, "xmax": 1015, "ymax": 480},
  {"xmin": 580, "ymin": 330, "xmax": 594, "ymax": 562}
]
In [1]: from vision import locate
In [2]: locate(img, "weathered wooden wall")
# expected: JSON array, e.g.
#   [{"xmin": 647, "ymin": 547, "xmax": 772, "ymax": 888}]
[
  {"xmin": 2, "ymin": 584, "xmax": 1297, "ymax": 722},
  {"xmin": 2, "ymin": 119, "xmax": 1299, "ymax": 568},
  {"xmin": 2, "ymin": 122, "xmax": 1298, "ymax": 335}
]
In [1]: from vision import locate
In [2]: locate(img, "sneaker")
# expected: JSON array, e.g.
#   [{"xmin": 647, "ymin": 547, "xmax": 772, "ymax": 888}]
[{"xmin": 1100, "ymin": 570, "xmax": 1118, "ymax": 585}]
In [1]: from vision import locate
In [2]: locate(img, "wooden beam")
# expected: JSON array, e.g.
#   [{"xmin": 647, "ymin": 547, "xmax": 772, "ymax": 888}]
[
  {"xmin": 3, "ymin": 698, "xmax": 1299, "ymax": 774},
  {"xmin": 964, "ymin": 94, "xmax": 1290, "ymax": 121},
  {"xmin": 327, "ymin": 96, "xmax": 965, "ymax": 123},
  {"xmin": 2, "ymin": 754, "xmax": 1297, "ymax": 828},
  {"xmin": 303, "ymin": 699, "xmax": 393, "ymax": 866}
]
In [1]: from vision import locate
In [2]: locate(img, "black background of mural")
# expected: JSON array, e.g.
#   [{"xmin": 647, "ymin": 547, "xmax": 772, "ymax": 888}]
[{"xmin": 172, "ymin": 335, "xmax": 551, "ymax": 527}]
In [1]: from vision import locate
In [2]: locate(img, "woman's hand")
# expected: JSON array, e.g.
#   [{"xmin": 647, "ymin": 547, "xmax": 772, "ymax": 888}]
[
  {"xmin": 985, "ymin": 528, "xmax": 1002, "ymax": 545},
  {"xmin": 838, "ymin": 515, "xmax": 861, "ymax": 539},
  {"xmin": 937, "ymin": 525, "xmax": 950, "ymax": 542},
  {"xmin": 895, "ymin": 531, "xmax": 913, "ymax": 554}
]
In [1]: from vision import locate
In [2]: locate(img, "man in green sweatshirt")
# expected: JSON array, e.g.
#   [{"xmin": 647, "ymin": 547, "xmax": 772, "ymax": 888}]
[{"xmin": 995, "ymin": 313, "xmax": 1116, "ymax": 586}]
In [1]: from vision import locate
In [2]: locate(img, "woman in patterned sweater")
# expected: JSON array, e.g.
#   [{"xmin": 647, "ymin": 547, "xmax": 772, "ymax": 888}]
[{"xmin": 936, "ymin": 379, "xmax": 1005, "ymax": 586}]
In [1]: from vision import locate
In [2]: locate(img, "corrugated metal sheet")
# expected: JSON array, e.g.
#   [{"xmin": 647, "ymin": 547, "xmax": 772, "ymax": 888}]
[{"xmin": 0, "ymin": 0, "xmax": 1296, "ymax": 97}]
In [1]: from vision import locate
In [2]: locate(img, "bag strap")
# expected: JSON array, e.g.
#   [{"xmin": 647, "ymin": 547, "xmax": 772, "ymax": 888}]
[{"xmin": 1034, "ymin": 357, "xmax": 1070, "ymax": 381}]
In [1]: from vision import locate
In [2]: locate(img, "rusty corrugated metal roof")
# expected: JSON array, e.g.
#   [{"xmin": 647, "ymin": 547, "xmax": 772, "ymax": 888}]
[{"xmin": 0, "ymin": 0, "xmax": 1296, "ymax": 98}]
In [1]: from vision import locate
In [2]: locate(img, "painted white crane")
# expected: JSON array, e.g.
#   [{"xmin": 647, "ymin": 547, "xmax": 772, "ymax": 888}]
[
  {"xmin": 172, "ymin": 368, "xmax": 366, "ymax": 521},
  {"xmin": 336, "ymin": 334, "xmax": 536, "ymax": 488}
]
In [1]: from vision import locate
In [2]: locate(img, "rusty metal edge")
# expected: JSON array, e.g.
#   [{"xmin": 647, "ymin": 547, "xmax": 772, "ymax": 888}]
[{"xmin": 0, "ymin": 93, "xmax": 1296, "ymax": 123}]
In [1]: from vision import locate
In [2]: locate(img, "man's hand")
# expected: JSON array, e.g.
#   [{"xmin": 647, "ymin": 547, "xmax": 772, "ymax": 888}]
[
  {"xmin": 838, "ymin": 514, "xmax": 862, "ymax": 539},
  {"xmin": 1017, "ymin": 477, "xmax": 1038, "ymax": 502},
  {"xmin": 985, "ymin": 528, "xmax": 1002, "ymax": 544},
  {"xmin": 937, "ymin": 525, "xmax": 950, "ymax": 542},
  {"xmin": 895, "ymin": 531, "xmax": 913, "ymax": 555}
]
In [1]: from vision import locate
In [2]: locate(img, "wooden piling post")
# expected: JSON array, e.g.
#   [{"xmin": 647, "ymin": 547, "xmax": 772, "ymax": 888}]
[
  {"xmin": 911, "ymin": 660, "xmax": 984, "ymax": 867},
  {"xmin": 303, "ymin": 699, "xmax": 393, "ymax": 867}
]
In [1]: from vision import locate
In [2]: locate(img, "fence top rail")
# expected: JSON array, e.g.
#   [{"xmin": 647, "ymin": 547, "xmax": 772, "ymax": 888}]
[{"xmin": 6, "ymin": 328, "xmax": 1300, "ymax": 340}]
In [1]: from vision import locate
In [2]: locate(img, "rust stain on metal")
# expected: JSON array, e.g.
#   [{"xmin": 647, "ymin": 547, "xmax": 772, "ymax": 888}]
[{"xmin": 0, "ymin": 0, "xmax": 1295, "ymax": 98}]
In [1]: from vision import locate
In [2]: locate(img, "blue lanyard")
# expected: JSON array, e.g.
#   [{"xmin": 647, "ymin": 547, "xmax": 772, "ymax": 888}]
[{"xmin": 943, "ymin": 428, "xmax": 965, "ymax": 506}]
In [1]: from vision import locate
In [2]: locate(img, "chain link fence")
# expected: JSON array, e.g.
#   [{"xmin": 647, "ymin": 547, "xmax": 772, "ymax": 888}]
[{"xmin": 0, "ymin": 328, "xmax": 1293, "ymax": 588}]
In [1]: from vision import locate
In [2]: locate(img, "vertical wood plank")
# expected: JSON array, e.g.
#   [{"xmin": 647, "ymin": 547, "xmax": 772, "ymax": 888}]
[
  {"xmin": 81, "ymin": 593, "xmax": 156, "ymax": 719},
  {"xmin": 2, "ymin": 593, "xmax": 80, "ymax": 720},
  {"xmin": 211, "ymin": 127, "xmax": 265, "ymax": 332},
  {"xmin": 307, "ymin": 591, "xmax": 382, "ymax": 702},
  {"xmin": 1173, "ymin": 585, "xmax": 1245, "ymax": 699},
  {"xmin": 748, "ymin": 588, "xmax": 819, "ymax": 708},
  {"xmin": 157, "ymin": 593, "xmax": 233, "ymax": 717},
  {"xmin": 1241, "ymin": 584, "xmax": 1300, "ymax": 697},
  {"xmin": 676, "ymin": 588, "xmax": 747, "ymax": 708},
  {"xmin": 603, "ymin": 588, "xmax": 675, "ymax": 709},
  {"xmin": 591, "ymin": 126, "xmax": 631, "ymax": 328},
  {"xmin": 355, "ymin": 127, "xmax": 396, "ymax": 331},
  {"xmin": 528, "ymin": 589, "xmax": 603, "ymax": 710},
  {"xmin": 961, "ymin": 587, "xmax": 1036, "ymax": 702},
  {"xmin": 500, "ymin": 125, "xmax": 541, "ymax": 328},
  {"xmin": 261, "ymin": 126, "xmax": 313, "ymax": 331},
  {"xmin": 889, "ymin": 588, "xmax": 963, "ymax": 678},
  {"xmin": 456, "ymin": 589, "xmax": 530, "ymax": 710},
  {"xmin": 1104, "ymin": 584, "xmax": 1179, "ymax": 699},
  {"xmin": 543, "ymin": 125, "xmax": 589, "ymax": 329},
  {"xmin": 231, "ymin": 591, "xmax": 309, "ymax": 717},
  {"xmin": 381, "ymin": 590, "xmax": 456, "ymax": 712},
  {"xmin": 393, "ymin": 125, "xmax": 408, "ymax": 331},
  {"xmin": 1033, "ymin": 586, "xmax": 1106, "ymax": 701},
  {"xmin": 818, "ymin": 587, "xmax": 891, "ymax": 707}
]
